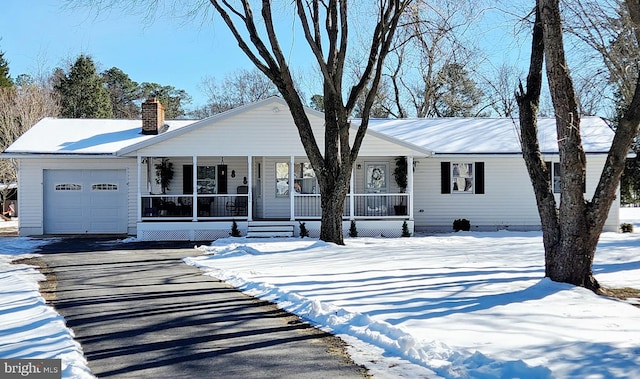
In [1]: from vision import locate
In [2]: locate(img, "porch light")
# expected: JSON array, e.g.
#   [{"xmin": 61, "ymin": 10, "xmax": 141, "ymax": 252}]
[{"xmin": 231, "ymin": 170, "xmax": 236, "ymax": 178}]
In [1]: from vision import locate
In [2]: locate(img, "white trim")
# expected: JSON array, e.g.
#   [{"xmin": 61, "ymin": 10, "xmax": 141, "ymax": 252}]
[
  {"xmin": 192, "ymin": 156, "xmax": 198, "ymax": 221},
  {"xmin": 137, "ymin": 156, "xmax": 142, "ymax": 222},
  {"xmin": 408, "ymin": 156, "xmax": 414, "ymax": 220},
  {"xmin": 290, "ymin": 155, "xmax": 295, "ymax": 221},
  {"xmin": 350, "ymin": 168, "xmax": 355, "ymax": 220}
]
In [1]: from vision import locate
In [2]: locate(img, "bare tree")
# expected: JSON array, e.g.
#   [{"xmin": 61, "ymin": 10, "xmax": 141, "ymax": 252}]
[
  {"xmin": 386, "ymin": 0, "xmax": 483, "ymax": 117},
  {"xmin": 198, "ymin": 68, "xmax": 281, "ymax": 116},
  {"xmin": 209, "ymin": 0, "xmax": 409, "ymax": 244},
  {"xmin": 481, "ymin": 63, "xmax": 522, "ymax": 117},
  {"xmin": 0, "ymin": 80, "xmax": 60, "ymax": 207},
  {"xmin": 516, "ymin": 0, "xmax": 640, "ymax": 291},
  {"xmin": 563, "ymin": 0, "xmax": 639, "ymax": 114}
]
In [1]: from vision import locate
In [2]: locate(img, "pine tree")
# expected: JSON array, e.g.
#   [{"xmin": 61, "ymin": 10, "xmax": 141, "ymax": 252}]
[
  {"xmin": 139, "ymin": 82, "xmax": 191, "ymax": 119},
  {"xmin": 102, "ymin": 67, "xmax": 140, "ymax": 119},
  {"xmin": 55, "ymin": 55, "xmax": 113, "ymax": 118},
  {"xmin": 0, "ymin": 51, "xmax": 13, "ymax": 88}
]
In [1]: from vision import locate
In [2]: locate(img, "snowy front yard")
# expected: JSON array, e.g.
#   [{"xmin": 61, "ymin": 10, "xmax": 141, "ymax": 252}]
[
  {"xmin": 186, "ymin": 210, "xmax": 640, "ymax": 378},
  {"xmin": 2, "ymin": 209, "xmax": 640, "ymax": 378}
]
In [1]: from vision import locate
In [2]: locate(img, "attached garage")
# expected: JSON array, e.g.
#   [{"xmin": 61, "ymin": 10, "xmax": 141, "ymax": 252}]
[{"xmin": 43, "ymin": 169, "xmax": 128, "ymax": 234}]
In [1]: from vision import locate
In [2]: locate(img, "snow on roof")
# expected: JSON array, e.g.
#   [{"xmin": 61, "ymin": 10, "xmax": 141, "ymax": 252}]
[
  {"xmin": 4, "ymin": 112, "xmax": 614, "ymax": 157},
  {"xmin": 4, "ymin": 118, "xmax": 196, "ymax": 155},
  {"xmin": 363, "ymin": 116, "xmax": 614, "ymax": 154}
]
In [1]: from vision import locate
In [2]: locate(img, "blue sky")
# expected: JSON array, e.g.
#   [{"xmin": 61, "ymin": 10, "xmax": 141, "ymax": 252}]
[
  {"xmin": 1, "ymin": 0, "xmax": 262, "ymax": 107},
  {"xmin": 1, "ymin": 1, "xmax": 530, "ymax": 111}
]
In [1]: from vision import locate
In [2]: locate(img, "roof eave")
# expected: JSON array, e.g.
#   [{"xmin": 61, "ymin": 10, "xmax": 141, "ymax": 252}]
[{"xmin": 1, "ymin": 152, "xmax": 120, "ymax": 159}]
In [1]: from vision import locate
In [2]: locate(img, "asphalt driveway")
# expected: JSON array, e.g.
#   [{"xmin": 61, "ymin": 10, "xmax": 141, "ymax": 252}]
[{"xmin": 36, "ymin": 239, "xmax": 368, "ymax": 379}]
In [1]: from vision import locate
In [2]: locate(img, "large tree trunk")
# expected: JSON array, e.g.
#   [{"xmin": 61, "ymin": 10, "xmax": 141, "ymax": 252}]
[
  {"xmin": 318, "ymin": 178, "xmax": 349, "ymax": 243},
  {"xmin": 518, "ymin": 0, "xmax": 640, "ymax": 291}
]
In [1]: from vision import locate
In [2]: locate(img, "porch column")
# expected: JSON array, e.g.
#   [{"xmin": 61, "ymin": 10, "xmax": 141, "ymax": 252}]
[
  {"xmin": 290, "ymin": 155, "xmax": 295, "ymax": 221},
  {"xmin": 407, "ymin": 156, "xmax": 414, "ymax": 220},
  {"xmin": 349, "ymin": 167, "xmax": 355, "ymax": 220},
  {"xmin": 137, "ymin": 155, "xmax": 142, "ymax": 222},
  {"xmin": 247, "ymin": 155, "xmax": 253, "ymax": 221},
  {"xmin": 192, "ymin": 156, "xmax": 198, "ymax": 221}
]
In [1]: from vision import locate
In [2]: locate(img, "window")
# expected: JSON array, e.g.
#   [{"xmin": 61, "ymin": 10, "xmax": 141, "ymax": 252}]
[
  {"xmin": 197, "ymin": 166, "xmax": 216, "ymax": 194},
  {"xmin": 276, "ymin": 162, "xmax": 289, "ymax": 197},
  {"xmin": 546, "ymin": 161, "xmax": 585, "ymax": 194},
  {"xmin": 441, "ymin": 162, "xmax": 485, "ymax": 194},
  {"xmin": 92, "ymin": 183, "xmax": 118, "ymax": 191},
  {"xmin": 365, "ymin": 162, "xmax": 388, "ymax": 193},
  {"xmin": 293, "ymin": 162, "xmax": 318, "ymax": 194},
  {"xmin": 183, "ymin": 165, "xmax": 218, "ymax": 194},
  {"xmin": 55, "ymin": 184, "xmax": 81, "ymax": 191},
  {"xmin": 452, "ymin": 163, "xmax": 473, "ymax": 193},
  {"xmin": 553, "ymin": 162, "xmax": 561, "ymax": 193},
  {"xmin": 277, "ymin": 162, "xmax": 317, "ymax": 196}
]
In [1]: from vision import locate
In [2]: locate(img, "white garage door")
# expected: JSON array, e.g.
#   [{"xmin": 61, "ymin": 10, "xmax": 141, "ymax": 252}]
[{"xmin": 44, "ymin": 169, "xmax": 127, "ymax": 234}]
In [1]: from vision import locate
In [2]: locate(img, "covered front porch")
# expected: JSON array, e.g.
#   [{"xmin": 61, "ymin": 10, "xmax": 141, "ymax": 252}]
[{"xmin": 136, "ymin": 154, "xmax": 415, "ymax": 240}]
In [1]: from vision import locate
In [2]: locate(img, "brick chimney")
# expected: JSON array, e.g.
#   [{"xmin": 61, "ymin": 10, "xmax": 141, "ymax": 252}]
[{"xmin": 141, "ymin": 95, "xmax": 166, "ymax": 135}]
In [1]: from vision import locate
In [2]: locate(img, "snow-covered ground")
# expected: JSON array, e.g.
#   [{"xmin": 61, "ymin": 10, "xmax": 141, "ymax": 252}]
[
  {"xmin": 0, "ymin": 231, "xmax": 93, "ymax": 378},
  {"xmin": 186, "ymin": 209, "xmax": 640, "ymax": 379},
  {"xmin": 2, "ymin": 210, "xmax": 640, "ymax": 378}
]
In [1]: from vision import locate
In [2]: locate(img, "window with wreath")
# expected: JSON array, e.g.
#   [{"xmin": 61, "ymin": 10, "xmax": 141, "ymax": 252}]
[{"xmin": 365, "ymin": 162, "xmax": 388, "ymax": 193}]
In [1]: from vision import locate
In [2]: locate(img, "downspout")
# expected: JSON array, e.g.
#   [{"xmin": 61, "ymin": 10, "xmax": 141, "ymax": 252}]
[
  {"xmin": 247, "ymin": 155, "xmax": 253, "ymax": 221},
  {"xmin": 137, "ymin": 155, "xmax": 142, "ymax": 222}
]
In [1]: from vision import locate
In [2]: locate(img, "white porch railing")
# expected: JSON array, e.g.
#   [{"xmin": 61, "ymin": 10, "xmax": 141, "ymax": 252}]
[
  {"xmin": 294, "ymin": 193, "xmax": 410, "ymax": 219},
  {"xmin": 140, "ymin": 193, "xmax": 408, "ymax": 220}
]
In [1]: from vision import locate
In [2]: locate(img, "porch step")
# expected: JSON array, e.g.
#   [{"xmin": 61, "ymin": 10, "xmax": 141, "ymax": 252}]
[{"xmin": 247, "ymin": 223, "xmax": 295, "ymax": 238}]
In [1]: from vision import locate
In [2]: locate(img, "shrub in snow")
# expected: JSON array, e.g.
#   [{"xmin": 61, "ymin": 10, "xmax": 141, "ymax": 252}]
[
  {"xmin": 401, "ymin": 221, "xmax": 411, "ymax": 237},
  {"xmin": 349, "ymin": 220, "xmax": 358, "ymax": 237},
  {"xmin": 621, "ymin": 223, "xmax": 634, "ymax": 233},
  {"xmin": 453, "ymin": 218, "xmax": 471, "ymax": 232},
  {"xmin": 230, "ymin": 221, "xmax": 241, "ymax": 237},
  {"xmin": 299, "ymin": 222, "xmax": 309, "ymax": 238}
]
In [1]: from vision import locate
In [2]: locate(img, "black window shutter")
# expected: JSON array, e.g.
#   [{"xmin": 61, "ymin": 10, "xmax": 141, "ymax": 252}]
[
  {"xmin": 218, "ymin": 165, "xmax": 228, "ymax": 194},
  {"xmin": 183, "ymin": 165, "xmax": 193, "ymax": 194},
  {"xmin": 441, "ymin": 162, "xmax": 451, "ymax": 194},
  {"xmin": 475, "ymin": 162, "xmax": 485, "ymax": 194}
]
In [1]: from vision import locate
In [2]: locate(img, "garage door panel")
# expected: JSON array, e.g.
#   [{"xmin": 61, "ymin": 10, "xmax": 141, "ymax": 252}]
[{"xmin": 44, "ymin": 169, "xmax": 127, "ymax": 234}]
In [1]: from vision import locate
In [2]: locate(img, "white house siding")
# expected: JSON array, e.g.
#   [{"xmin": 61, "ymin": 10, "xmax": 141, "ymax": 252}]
[
  {"xmin": 412, "ymin": 156, "xmax": 537, "ymax": 232},
  {"xmin": 413, "ymin": 155, "xmax": 619, "ymax": 232},
  {"xmin": 17, "ymin": 157, "xmax": 137, "ymax": 236},
  {"xmin": 130, "ymin": 103, "xmax": 422, "ymax": 159}
]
